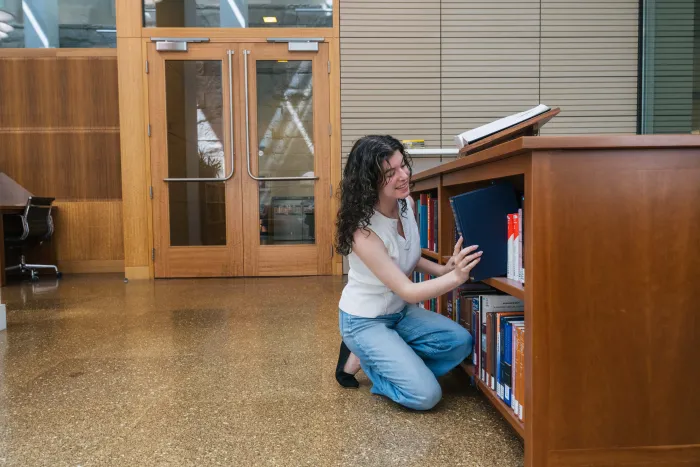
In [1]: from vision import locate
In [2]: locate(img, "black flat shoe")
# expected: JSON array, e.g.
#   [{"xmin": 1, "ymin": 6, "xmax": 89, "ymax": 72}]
[{"xmin": 335, "ymin": 340, "xmax": 360, "ymax": 389}]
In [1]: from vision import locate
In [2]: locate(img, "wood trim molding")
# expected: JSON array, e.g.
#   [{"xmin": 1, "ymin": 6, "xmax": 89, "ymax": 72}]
[
  {"xmin": 548, "ymin": 445, "xmax": 700, "ymax": 467},
  {"xmin": 116, "ymin": 0, "xmax": 143, "ymax": 38},
  {"xmin": 141, "ymin": 28, "xmax": 333, "ymax": 39},
  {"xmin": 330, "ymin": 37, "xmax": 342, "ymax": 274},
  {"xmin": 117, "ymin": 37, "xmax": 151, "ymax": 273},
  {"xmin": 125, "ymin": 266, "xmax": 151, "ymax": 280},
  {"xmin": 59, "ymin": 260, "xmax": 125, "ymax": 274}
]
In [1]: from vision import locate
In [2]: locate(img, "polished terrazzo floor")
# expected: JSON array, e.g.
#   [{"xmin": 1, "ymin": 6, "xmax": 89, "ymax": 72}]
[{"xmin": 0, "ymin": 275, "xmax": 523, "ymax": 466}]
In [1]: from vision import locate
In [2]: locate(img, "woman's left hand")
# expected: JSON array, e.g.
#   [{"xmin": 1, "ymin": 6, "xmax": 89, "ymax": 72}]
[{"xmin": 441, "ymin": 236, "xmax": 463, "ymax": 276}]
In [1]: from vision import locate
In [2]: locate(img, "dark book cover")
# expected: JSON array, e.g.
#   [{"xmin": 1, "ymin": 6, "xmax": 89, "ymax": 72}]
[{"xmin": 449, "ymin": 182, "xmax": 519, "ymax": 281}]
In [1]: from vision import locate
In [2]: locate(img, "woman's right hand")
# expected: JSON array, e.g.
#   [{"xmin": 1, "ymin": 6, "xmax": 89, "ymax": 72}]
[{"xmin": 451, "ymin": 243, "xmax": 483, "ymax": 284}]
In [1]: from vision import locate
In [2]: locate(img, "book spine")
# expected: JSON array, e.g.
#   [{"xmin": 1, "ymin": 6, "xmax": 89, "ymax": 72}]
[
  {"xmin": 427, "ymin": 193, "xmax": 432, "ymax": 252},
  {"xmin": 517, "ymin": 208, "xmax": 523, "ymax": 283},
  {"xmin": 519, "ymin": 196, "xmax": 525, "ymax": 284},
  {"xmin": 504, "ymin": 320, "xmax": 522, "ymax": 407},
  {"xmin": 518, "ymin": 325, "xmax": 525, "ymax": 420},
  {"xmin": 496, "ymin": 315, "xmax": 503, "ymax": 398},
  {"xmin": 420, "ymin": 194, "xmax": 427, "ymax": 249},
  {"xmin": 454, "ymin": 295, "xmax": 460, "ymax": 323},
  {"xmin": 512, "ymin": 213, "xmax": 520, "ymax": 281},
  {"xmin": 510, "ymin": 324, "xmax": 517, "ymax": 411},
  {"xmin": 490, "ymin": 313, "xmax": 497, "ymax": 390},
  {"xmin": 484, "ymin": 312, "xmax": 492, "ymax": 386},
  {"xmin": 449, "ymin": 197, "xmax": 463, "ymax": 239},
  {"xmin": 507, "ymin": 214, "xmax": 514, "ymax": 280},
  {"xmin": 433, "ymin": 198, "xmax": 438, "ymax": 253},
  {"xmin": 472, "ymin": 298, "xmax": 480, "ymax": 374}
]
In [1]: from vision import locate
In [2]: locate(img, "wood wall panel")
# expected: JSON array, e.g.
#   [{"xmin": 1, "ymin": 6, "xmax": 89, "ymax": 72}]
[
  {"xmin": 0, "ymin": 55, "xmax": 124, "ymax": 273},
  {"xmin": 0, "ymin": 132, "xmax": 121, "ymax": 199},
  {"xmin": 0, "ymin": 57, "xmax": 119, "ymax": 129},
  {"xmin": 52, "ymin": 201, "xmax": 125, "ymax": 270},
  {"xmin": 0, "ymin": 56, "xmax": 121, "ymax": 200}
]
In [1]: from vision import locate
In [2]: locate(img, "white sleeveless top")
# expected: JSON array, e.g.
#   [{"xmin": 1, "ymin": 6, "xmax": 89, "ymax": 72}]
[{"xmin": 339, "ymin": 198, "xmax": 422, "ymax": 318}]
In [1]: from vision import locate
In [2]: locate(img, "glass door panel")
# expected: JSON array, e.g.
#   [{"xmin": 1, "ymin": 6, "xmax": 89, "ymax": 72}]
[
  {"xmin": 165, "ymin": 59, "xmax": 227, "ymax": 246},
  {"xmin": 256, "ymin": 59, "xmax": 315, "ymax": 245}
]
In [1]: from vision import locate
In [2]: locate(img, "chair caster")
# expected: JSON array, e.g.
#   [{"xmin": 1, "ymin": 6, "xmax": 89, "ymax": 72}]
[
  {"xmin": 30, "ymin": 271, "xmax": 39, "ymax": 282},
  {"xmin": 56, "ymin": 272, "xmax": 63, "ymax": 279},
  {"xmin": 123, "ymin": 278, "xmax": 129, "ymax": 284}
]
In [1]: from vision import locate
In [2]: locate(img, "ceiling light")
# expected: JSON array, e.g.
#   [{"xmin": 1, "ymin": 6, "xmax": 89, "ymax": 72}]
[{"xmin": 263, "ymin": 16, "xmax": 277, "ymax": 23}]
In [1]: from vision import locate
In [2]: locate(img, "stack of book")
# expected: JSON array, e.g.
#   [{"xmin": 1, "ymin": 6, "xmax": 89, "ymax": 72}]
[
  {"xmin": 471, "ymin": 295, "xmax": 526, "ymax": 421},
  {"xmin": 417, "ymin": 193, "xmax": 438, "ymax": 253}
]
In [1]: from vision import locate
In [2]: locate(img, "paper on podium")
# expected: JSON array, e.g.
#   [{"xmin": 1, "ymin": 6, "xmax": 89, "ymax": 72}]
[{"xmin": 454, "ymin": 104, "xmax": 551, "ymax": 149}]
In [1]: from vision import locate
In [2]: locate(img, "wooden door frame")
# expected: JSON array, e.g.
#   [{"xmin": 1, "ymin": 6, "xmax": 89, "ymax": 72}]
[
  {"xmin": 147, "ymin": 42, "xmax": 244, "ymax": 278},
  {"xmin": 117, "ymin": 0, "xmax": 343, "ymax": 279}
]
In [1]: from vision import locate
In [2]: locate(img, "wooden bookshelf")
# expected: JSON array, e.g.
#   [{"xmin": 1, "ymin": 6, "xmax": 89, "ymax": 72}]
[
  {"xmin": 482, "ymin": 277, "xmax": 525, "ymax": 301},
  {"xmin": 440, "ymin": 258, "xmax": 526, "ymax": 300},
  {"xmin": 421, "ymin": 249, "xmax": 440, "ymax": 261},
  {"xmin": 412, "ymin": 135, "xmax": 700, "ymax": 467}
]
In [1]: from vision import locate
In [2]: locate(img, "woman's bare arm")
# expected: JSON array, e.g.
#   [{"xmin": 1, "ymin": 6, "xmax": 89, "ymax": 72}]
[{"xmin": 352, "ymin": 228, "xmax": 481, "ymax": 304}]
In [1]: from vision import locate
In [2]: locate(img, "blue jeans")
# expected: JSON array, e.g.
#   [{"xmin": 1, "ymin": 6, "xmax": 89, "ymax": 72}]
[{"xmin": 339, "ymin": 304, "xmax": 472, "ymax": 411}]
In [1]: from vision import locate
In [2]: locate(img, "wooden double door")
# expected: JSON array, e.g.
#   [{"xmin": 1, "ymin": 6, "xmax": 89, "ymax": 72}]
[{"xmin": 147, "ymin": 41, "xmax": 332, "ymax": 278}]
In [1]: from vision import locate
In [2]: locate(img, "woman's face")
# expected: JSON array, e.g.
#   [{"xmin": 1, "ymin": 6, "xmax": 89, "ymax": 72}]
[{"xmin": 379, "ymin": 150, "xmax": 411, "ymax": 200}]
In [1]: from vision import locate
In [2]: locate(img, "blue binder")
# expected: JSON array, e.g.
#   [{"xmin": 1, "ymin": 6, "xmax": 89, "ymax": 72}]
[{"xmin": 449, "ymin": 182, "xmax": 519, "ymax": 282}]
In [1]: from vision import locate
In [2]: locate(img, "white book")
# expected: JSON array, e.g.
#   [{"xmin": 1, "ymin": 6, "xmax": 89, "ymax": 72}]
[
  {"xmin": 507, "ymin": 215, "xmax": 514, "ymax": 280},
  {"xmin": 454, "ymin": 104, "xmax": 551, "ymax": 149},
  {"xmin": 518, "ymin": 209, "xmax": 524, "ymax": 283}
]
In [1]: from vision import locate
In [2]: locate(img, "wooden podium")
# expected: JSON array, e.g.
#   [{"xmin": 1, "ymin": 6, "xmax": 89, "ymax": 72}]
[{"xmin": 411, "ymin": 132, "xmax": 700, "ymax": 466}]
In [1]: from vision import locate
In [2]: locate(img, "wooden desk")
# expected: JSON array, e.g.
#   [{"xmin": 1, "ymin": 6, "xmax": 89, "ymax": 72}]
[
  {"xmin": 0, "ymin": 173, "xmax": 33, "ymax": 287},
  {"xmin": 0, "ymin": 205, "xmax": 24, "ymax": 287},
  {"xmin": 412, "ymin": 135, "xmax": 700, "ymax": 466}
]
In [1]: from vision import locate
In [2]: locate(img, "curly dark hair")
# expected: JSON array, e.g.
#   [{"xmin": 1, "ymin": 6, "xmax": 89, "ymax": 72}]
[{"xmin": 335, "ymin": 135, "xmax": 413, "ymax": 256}]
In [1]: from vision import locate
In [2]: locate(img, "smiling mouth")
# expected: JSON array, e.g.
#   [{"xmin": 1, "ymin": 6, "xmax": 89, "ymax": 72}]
[{"xmin": 396, "ymin": 182, "xmax": 408, "ymax": 191}]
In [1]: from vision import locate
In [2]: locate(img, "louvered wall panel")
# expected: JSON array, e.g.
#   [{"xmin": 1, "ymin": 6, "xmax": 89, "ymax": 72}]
[
  {"xmin": 340, "ymin": 0, "xmax": 441, "ymax": 169},
  {"xmin": 643, "ymin": 0, "xmax": 696, "ymax": 134},
  {"xmin": 440, "ymin": 0, "xmax": 540, "ymax": 145},
  {"xmin": 540, "ymin": 0, "xmax": 639, "ymax": 134}
]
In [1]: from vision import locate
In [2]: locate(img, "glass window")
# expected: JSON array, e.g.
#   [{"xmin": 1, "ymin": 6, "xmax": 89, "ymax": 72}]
[
  {"xmin": 143, "ymin": 0, "xmax": 332, "ymax": 28},
  {"xmin": 0, "ymin": 0, "xmax": 116, "ymax": 48},
  {"xmin": 640, "ymin": 0, "xmax": 700, "ymax": 134}
]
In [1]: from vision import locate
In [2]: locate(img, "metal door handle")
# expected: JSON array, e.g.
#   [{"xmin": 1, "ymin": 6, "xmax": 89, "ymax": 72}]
[
  {"xmin": 243, "ymin": 50, "xmax": 319, "ymax": 182},
  {"xmin": 164, "ymin": 50, "xmax": 235, "ymax": 182}
]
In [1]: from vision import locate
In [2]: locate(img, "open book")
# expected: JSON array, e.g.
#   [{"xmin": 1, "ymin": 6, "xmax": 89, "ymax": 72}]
[{"xmin": 454, "ymin": 104, "xmax": 551, "ymax": 149}]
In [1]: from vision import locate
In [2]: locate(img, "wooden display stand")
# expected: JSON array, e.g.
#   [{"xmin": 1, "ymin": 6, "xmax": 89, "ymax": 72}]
[{"xmin": 411, "ymin": 132, "xmax": 700, "ymax": 466}]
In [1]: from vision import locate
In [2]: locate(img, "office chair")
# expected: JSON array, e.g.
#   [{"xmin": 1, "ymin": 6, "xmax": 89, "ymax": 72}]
[{"xmin": 3, "ymin": 196, "xmax": 61, "ymax": 281}]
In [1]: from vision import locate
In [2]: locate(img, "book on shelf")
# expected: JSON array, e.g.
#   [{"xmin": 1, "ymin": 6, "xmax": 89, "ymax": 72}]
[
  {"xmin": 512, "ymin": 322, "xmax": 525, "ymax": 420},
  {"xmin": 412, "ymin": 271, "xmax": 438, "ymax": 312},
  {"xmin": 471, "ymin": 295, "xmax": 524, "ymax": 386},
  {"xmin": 506, "ymin": 201, "xmax": 525, "ymax": 284},
  {"xmin": 453, "ymin": 104, "xmax": 551, "ymax": 149},
  {"xmin": 416, "ymin": 193, "xmax": 438, "ymax": 253},
  {"xmin": 449, "ymin": 182, "xmax": 519, "ymax": 282}
]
